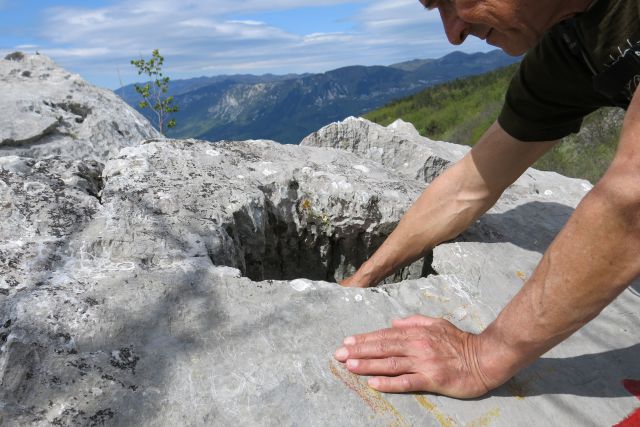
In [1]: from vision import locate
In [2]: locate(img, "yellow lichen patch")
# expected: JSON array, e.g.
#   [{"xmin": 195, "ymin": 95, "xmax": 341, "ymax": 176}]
[
  {"xmin": 515, "ymin": 271, "xmax": 527, "ymax": 282},
  {"xmin": 329, "ymin": 361, "xmax": 408, "ymax": 427},
  {"xmin": 414, "ymin": 395, "xmax": 455, "ymax": 427},
  {"xmin": 301, "ymin": 199, "xmax": 312, "ymax": 210},
  {"xmin": 466, "ymin": 408, "xmax": 501, "ymax": 427}
]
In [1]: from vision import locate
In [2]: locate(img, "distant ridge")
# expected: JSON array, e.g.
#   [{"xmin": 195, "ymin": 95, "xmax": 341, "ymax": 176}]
[{"xmin": 119, "ymin": 50, "xmax": 519, "ymax": 144}]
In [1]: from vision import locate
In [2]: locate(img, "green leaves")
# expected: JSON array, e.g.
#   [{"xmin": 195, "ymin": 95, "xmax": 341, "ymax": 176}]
[
  {"xmin": 130, "ymin": 49, "xmax": 178, "ymax": 134},
  {"xmin": 364, "ymin": 63, "xmax": 620, "ymax": 183}
]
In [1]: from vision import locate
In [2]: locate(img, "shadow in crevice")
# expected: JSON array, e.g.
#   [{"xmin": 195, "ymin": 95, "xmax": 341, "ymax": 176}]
[
  {"xmin": 2, "ymin": 139, "xmax": 444, "ymax": 424},
  {"xmin": 225, "ymin": 183, "xmax": 434, "ymax": 285}
]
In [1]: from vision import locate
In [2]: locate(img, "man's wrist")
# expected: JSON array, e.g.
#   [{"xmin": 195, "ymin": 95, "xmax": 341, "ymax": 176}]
[{"xmin": 469, "ymin": 327, "xmax": 530, "ymax": 390}]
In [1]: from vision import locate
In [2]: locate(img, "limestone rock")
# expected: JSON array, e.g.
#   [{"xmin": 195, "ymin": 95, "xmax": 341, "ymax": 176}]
[
  {"xmin": 0, "ymin": 64, "xmax": 638, "ymax": 425},
  {"xmin": 0, "ymin": 53, "xmax": 161, "ymax": 161},
  {"xmin": 300, "ymin": 116, "xmax": 469, "ymax": 183},
  {"xmin": 0, "ymin": 155, "xmax": 102, "ymax": 292}
]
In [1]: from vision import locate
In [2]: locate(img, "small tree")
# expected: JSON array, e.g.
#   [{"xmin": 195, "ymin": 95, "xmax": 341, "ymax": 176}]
[{"xmin": 131, "ymin": 49, "xmax": 178, "ymax": 133}]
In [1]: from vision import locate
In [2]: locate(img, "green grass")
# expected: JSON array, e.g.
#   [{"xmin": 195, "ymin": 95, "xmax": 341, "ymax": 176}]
[{"xmin": 364, "ymin": 63, "xmax": 623, "ymax": 184}]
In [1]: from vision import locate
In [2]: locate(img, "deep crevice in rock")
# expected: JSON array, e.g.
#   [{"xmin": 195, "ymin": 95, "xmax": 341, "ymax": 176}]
[
  {"xmin": 220, "ymin": 186, "xmax": 437, "ymax": 284},
  {"xmin": 74, "ymin": 161, "xmax": 104, "ymax": 204}
]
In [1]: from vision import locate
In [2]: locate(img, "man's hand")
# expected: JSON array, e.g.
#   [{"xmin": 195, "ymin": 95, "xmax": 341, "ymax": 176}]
[
  {"xmin": 339, "ymin": 276, "xmax": 368, "ymax": 288},
  {"xmin": 335, "ymin": 122, "xmax": 556, "ymax": 289},
  {"xmin": 333, "ymin": 315, "xmax": 507, "ymax": 398}
]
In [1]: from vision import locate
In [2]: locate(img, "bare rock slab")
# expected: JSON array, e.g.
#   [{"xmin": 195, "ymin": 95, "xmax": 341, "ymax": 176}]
[
  {"xmin": 0, "ymin": 53, "xmax": 160, "ymax": 162},
  {"xmin": 0, "ymin": 59, "xmax": 638, "ymax": 426}
]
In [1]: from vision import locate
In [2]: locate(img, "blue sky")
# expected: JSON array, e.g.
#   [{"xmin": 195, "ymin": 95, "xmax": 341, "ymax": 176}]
[{"xmin": 0, "ymin": 0, "xmax": 493, "ymax": 89}]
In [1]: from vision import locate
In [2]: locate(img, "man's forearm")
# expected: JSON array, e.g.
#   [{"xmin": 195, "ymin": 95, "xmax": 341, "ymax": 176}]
[
  {"xmin": 476, "ymin": 177, "xmax": 640, "ymax": 385},
  {"xmin": 346, "ymin": 122, "xmax": 557, "ymax": 287},
  {"xmin": 352, "ymin": 155, "xmax": 499, "ymax": 287}
]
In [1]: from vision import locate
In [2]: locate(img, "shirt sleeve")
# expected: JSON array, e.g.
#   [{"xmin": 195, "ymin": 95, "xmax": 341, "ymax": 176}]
[{"xmin": 498, "ymin": 28, "xmax": 607, "ymax": 142}]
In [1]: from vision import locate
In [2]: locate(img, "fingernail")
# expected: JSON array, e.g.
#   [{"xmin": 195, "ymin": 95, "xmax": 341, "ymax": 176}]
[
  {"xmin": 334, "ymin": 347, "xmax": 348, "ymax": 360},
  {"xmin": 368, "ymin": 378, "xmax": 380, "ymax": 388},
  {"xmin": 343, "ymin": 336, "xmax": 355, "ymax": 345},
  {"xmin": 346, "ymin": 359, "xmax": 359, "ymax": 369}
]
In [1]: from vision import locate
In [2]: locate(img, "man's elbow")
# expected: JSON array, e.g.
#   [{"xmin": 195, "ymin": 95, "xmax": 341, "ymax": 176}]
[{"xmin": 592, "ymin": 164, "xmax": 640, "ymax": 224}]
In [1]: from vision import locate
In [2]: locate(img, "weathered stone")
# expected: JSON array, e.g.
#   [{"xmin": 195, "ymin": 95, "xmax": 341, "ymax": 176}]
[
  {"xmin": 300, "ymin": 116, "xmax": 469, "ymax": 183},
  {"xmin": 0, "ymin": 156, "xmax": 102, "ymax": 291},
  {"xmin": 0, "ymin": 66, "xmax": 639, "ymax": 426},
  {"xmin": 0, "ymin": 53, "xmax": 161, "ymax": 162},
  {"xmin": 79, "ymin": 138, "xmax": 428, "ymax": 284}
]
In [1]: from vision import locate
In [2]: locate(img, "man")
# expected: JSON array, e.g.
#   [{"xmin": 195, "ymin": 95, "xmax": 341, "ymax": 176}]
[{"xmin": 333, "ymin": 0, "xmax": 640, "ymax": 398}]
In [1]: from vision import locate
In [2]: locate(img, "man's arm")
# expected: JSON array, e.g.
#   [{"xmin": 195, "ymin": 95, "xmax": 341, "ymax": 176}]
[
  {"xmin": 334, "ymin": 92, "xmax": 640, "ymax": 398},
  {"xmin": 474, "ymin": 88, "xmax": 640, "ymax": 391},
  {"xmin": 341, "ymin": 120, "xmax": 556, "ymax": 287}
]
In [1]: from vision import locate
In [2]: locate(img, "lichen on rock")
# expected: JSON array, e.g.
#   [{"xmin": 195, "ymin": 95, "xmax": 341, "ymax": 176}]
[{"xmin": 1, "ymin": 54, "xmax": 639, "ymax": 427}]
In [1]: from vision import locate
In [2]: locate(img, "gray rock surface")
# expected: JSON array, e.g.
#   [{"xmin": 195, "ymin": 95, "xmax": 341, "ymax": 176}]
[
  {"xmin": 300, "ymin": 116, "xmax": 469, "ymax": 183},
  {"xmin": 0, "ymin": 68, "xmax": 639, "ymax": 426},
  {"xmin": 0, "ymin": 53, "xmax": 161, "ymax": 162}
]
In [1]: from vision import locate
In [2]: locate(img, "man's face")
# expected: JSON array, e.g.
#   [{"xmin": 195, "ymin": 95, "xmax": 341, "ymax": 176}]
[{"xmin": 420, "ymin": 0, "xmax": 549, "ymax": 56}]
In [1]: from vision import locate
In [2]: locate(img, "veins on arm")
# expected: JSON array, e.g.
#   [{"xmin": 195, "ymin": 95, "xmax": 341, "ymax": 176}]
[{"xmin": 478, "ymin": 87, "xmax": 640, "ymax": 382}]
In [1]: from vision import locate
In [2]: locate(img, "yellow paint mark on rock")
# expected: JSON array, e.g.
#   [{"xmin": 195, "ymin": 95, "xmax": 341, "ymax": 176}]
[
  {"xmin": 415, "ymin": 396, "xmax": 501, "ymax": 427},
  {"xmin": 515, "ymin": 271, "xmax": 527, "ymax": 282},
  {"xmin": 414, "ymin": 395, "xmax": 455, "ymax": 427},
  {"xmin": 466, "ymin": 408, "xmax": 501, "ymax": 427},
  {"xmin": 329, "ymin": 361, "xmax": 408, "ymax": 427}
]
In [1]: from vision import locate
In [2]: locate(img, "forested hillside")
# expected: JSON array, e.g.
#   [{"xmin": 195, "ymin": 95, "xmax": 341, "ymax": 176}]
[
  {"xmin": 364, "ymin": 63, "xmax": 624, "ymax": 184},
  {"xmin": 120, "ymin": 51, "xmax": 518, "ymax": 145}
]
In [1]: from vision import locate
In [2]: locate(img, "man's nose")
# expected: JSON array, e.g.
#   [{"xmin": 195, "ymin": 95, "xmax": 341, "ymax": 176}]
[{"xmin": 440, "ymin": 9, "xmax": 470, "ymax": 45}]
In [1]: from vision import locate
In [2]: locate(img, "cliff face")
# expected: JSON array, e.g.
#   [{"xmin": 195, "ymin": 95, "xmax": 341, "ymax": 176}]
[{"xmin": 1, "ymin": 54, "xmax": 639, "ymax": 426}]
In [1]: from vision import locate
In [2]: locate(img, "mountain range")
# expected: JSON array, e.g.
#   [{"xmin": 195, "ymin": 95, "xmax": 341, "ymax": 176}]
[{"xmin": 119, "ymin": 50, "xmax": 519, "ymax": 144}]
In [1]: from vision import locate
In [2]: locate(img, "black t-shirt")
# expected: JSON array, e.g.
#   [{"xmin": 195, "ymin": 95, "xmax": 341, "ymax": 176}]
[{"xmin": 498, "ymin": 0, "xmax": 640, "ymax": 141}]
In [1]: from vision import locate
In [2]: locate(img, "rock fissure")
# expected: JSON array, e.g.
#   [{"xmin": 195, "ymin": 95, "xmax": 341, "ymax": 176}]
[
  {"xmin": 219, "ymin": 185, "xmax": 435, "ymax": 284},
  {"xmin": 2, "ymin": 54, "xmax": 638, "ymax": 427}
]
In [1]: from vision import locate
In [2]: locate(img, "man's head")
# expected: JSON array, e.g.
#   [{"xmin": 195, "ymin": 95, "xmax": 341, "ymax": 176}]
[{"xmin": 419, "ymin": 0, "xmax": 594, "ymax": 55}]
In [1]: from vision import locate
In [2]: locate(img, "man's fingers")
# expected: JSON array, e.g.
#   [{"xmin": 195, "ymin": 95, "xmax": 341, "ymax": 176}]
[
  {"xmin": 392, "ymin": 315, "xmax": 440, "ymax": 328},
  {"xmin": 339, "ymin": 278, "xmax": 367, "ymax": 288},
  {"xmin": 345, "ymin": 356, "xmax": 414, "ymax": 376},
  {"xmin": 334, "ymin": 340, "xmax": 419, "ymax": 362},
  {"xmin": 343, "ymin": 324, "xmax": 426, "ymax": 346},
  {"xmin": 368, "ymin": 373, "xmax": 428, "ymax": 393}
]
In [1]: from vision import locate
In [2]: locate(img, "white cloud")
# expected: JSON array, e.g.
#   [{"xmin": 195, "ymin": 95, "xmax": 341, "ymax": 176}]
[
  {"xmin": 27, "ymin": 0, "xmax": 495, "ymax": 88},
  {"xmin": 41, "ymin": 47, "xmax": 112, "ymax": 58},
  {"xmin": 226, "ymin": 20, "xmax": 267, "ymax": 26}
]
